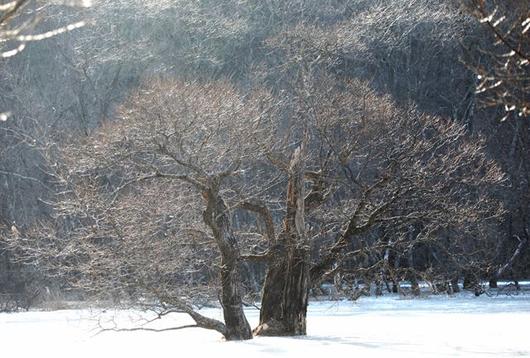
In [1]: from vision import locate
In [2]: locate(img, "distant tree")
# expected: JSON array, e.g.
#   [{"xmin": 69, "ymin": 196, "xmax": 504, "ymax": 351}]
[
  {"xmin": 463, "ymin": 0, "xmax": 529, "ymax": 121},
  {"xmin": 460, "ymin": 0, "xmax": 529, "ymax": 288},
  {"xmin": 0, "ymin": 0, "xmax": 89, "ymax": 312}
]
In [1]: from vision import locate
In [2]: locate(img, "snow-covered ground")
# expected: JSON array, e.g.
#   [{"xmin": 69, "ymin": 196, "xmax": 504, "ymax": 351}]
[{"xmin": 2, "ymin": 292, "xmax": 530, "ymax": 357}]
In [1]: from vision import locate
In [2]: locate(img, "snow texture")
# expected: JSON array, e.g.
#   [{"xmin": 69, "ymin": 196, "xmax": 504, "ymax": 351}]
[{"xmin": 1, "ymin": 292, "xmax": 529, "ymax": 357}]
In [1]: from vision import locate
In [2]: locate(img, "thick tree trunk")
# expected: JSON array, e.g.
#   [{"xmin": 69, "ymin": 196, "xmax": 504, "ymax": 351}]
[
  {"xmin": 203, "ymin": 178, "xmax": 252, "ymax": 341},
  {"xmin": 282, "ymin": 242, "xmax": 310, "ymax": 335},
  {"xmin": 219, "ymin": 256, "xmax": 252, "ymax": 340},
  {"xmin": 255, "ymin": 238, "xmax": 310, "ymax": 336},
  {"xmin": 255, "ymin": 242, "xmax": 289, "ymax": 336},
  {"xmin": 255, "ymin": 145, "xmax": 309, "ymax": 337}
]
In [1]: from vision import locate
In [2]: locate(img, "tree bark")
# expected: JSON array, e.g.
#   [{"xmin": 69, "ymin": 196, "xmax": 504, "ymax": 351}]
[
  {"xmin": 463, "ymin": 272, "xmax": 478, "ymax": 290},
  {"xmin": 451, "ymin": 277, "xmax": 460, "ymax": 293},
  {"xmin": 255, "ymin": 145, "xmax": 309, "ymax": 336},
  {"xmin": 202, "ymin": 177, "xmax": 252, "ymax": 341},
  {"xmin": 489, "ymin": 279, "xmax": 498, "ymax": 289}
]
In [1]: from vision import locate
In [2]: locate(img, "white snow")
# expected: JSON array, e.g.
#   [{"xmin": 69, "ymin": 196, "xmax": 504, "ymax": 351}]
[{"xmin": 1, "ymin": 292, "xmax": 530, "ymax": 357}]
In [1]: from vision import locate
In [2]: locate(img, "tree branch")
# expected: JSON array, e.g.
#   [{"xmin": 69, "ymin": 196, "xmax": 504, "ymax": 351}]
[
  {"xmin": 96, "ymin": 324, "xmax": 199, "ymax": 336},
  {"xmin": 237, "ymin": 200, "xmax": 276, "ymax": 243}
]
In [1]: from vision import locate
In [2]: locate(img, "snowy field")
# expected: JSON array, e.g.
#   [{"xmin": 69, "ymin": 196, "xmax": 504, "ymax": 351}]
[{"xmin": 2, "ymin": 292, "xmax": 530, "ymax": 358}]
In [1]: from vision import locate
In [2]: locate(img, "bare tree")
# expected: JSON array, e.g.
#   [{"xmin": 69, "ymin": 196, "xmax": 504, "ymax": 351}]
[
  {"xmin": 460, "ymin": 0, "xmax": 529, "ymax": 288},
  {"xmin": 0, "ymin": 0, "xmax": 90, "ymax": 311},
  {"xmin": 228, "ymin": 20, "xmax": 506, "ymax": 333},
  {"xmin": 6, "ymin": 79, "xmax": 271, "ymax": 339},
  {"xmin": 250, "ymin": 71, "xmax": 504, "ymax": 333},
  {"xmin": 463, "ymin": 0, "xmax": 529, "ymax": 121},
  {"xmin": 0, "ymin": 0, "xmax": 89, "ymax": 59}
]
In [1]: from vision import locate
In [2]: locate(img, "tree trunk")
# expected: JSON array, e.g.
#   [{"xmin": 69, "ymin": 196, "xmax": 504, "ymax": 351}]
[
  {"xmin": 463, "ymin": 272, "xmax": 478, "ymax": 290},
  {"xmin": 255, "ymin": 145, "xmax": 309, "ymax": 336},
  {"xmin": 282, "ymin": 242, "xmax": 310, "ymax": 335},
  {"xmin": 489, "ymin": 278, "xmax": 498, "ymax": 289},
  {"xmin": 451, "ymin": 277, "xmax": 460, "ymax": 293},
  {"xmin": 203, "ymin": 178, "xmax": 252, "ymax": 341},
  {"xmin": 219, "ymin": 256, "xmax": 252, "ymax": 340},
  {"xmin": 254, "ymin": 242, "xmax": 289, "ymax": 336},
  {"xmin": 407, "ymin": 250, "xmax": 421, "ymax": 296},
  {"xmin": 410, "ymin": 276, "xmax": 421, "ymax": 296}
]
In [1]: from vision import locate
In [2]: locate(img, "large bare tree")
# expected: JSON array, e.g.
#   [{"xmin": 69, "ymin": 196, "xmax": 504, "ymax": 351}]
[{"xmin": 7, "ymin": 79, "xmax": 268, "ymax": 339}]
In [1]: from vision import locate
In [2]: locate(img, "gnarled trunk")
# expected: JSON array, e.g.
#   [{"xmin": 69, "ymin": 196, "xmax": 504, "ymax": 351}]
[
  {"xmin": 255, "ymin": 242, "xmax": 289, "ymax": 336},
  {"xmin": 203, "ymin": 178, "xmax": 252, "ymax": 341},
  {"xmin": 282, "ymin": 241, "xmax": 310, "ymax": 335},
  {"xmin": 219, "ymin": 255, "xmax": 252, "ymax": 340},
  {"xmin": 255, "ymin": 145, "xmax": 309, "ymax": 336}
]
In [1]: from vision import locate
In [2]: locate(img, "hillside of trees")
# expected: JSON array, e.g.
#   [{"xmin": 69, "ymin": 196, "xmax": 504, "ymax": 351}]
[{"xmin": 0, "ymin": 0, "xmax": 528, "ymax": 340}]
